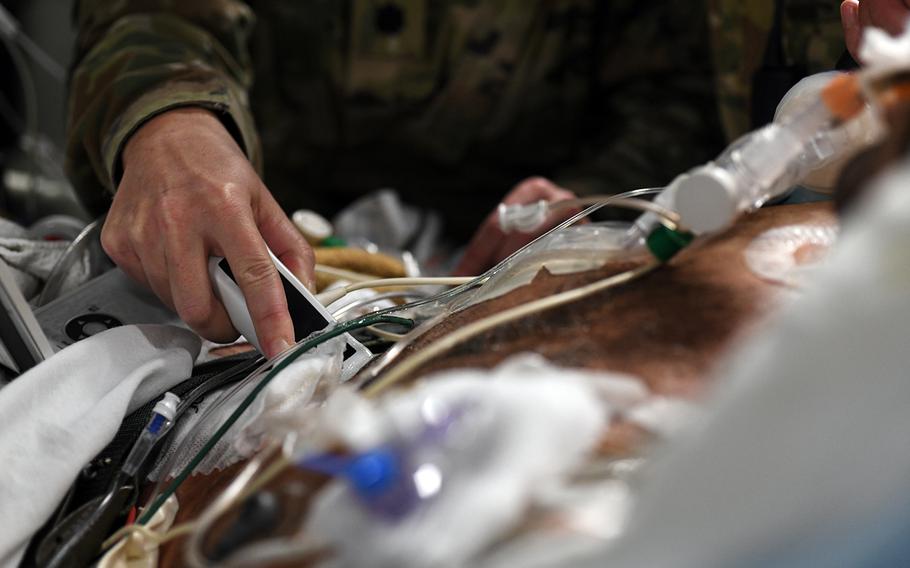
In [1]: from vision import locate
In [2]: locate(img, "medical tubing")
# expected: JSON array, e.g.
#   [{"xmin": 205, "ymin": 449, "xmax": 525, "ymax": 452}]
[
  {"xmin": 331, "ymin": 291, "xmax": 428, "ymax": 319},
  {"xmin": 147, "ymin": 188, "xmax": 667, "ymax": 554},
  {"xmin": 144, "ymin": 355, "xmax": 265, "ymax": 510},
  {"xmin": 315, "ymin": 264, "xmax": 379, "ymax": 283},
  {"xmin": 363, "ymin": 262, "xmax": 660, "ymax": 397},
  {"xmin": 353, "ymin": 188, "xmax": 667, "ymax": 385},
  {"xmin": 120, "ymin": 393, "xmax": 179, "ymax": 478},
  {"xmin": 183, "ymin": 445, "xmax": 280, "ymax": 568},
  {"xmin": 317, "ymin": 277, "xmax": 475, "ymax": 305},
  {"xmin": 138, "ymin": 314, "xmax": 414, "ymax": 524},
  {"xmin": 346, "ymin": 187, "xmax": 665, "ymax": 327},
  {"xmin": 499, "ymin": 194, "xmax": 682, "ymax": 234},
  {"xmin": 143, "ymin": 334, "xmax": 354, "ymax": 524}
]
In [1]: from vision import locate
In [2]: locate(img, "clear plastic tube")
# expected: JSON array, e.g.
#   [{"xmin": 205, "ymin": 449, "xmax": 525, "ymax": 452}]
[
  {"xmin": 353, "ymin": 187, "xmax": 666, "ymax": 387},
  {"xmin": 120, "ymin": 393, "xmax": 179, "ymax": 478},
  {"xmin": 633, "ymin": 92, "xmax": 868, "ymax": 237}
]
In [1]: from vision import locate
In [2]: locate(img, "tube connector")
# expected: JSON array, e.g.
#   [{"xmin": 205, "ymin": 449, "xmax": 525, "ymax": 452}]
[
  {"xmin": 152, "ymin": 392, "xmax": 180, "ymax": 423},
  {"xmin": 498, "ymin": 200, "xmax": 549, "ymax": 233}
]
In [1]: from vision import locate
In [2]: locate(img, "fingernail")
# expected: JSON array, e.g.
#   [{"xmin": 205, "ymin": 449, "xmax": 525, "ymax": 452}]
[
  {"xmin": 267, "ymin": 338, "xmax": 291, "ymax": 358},
  {"xmin": 841, "ymin": 1, "xmax": 859, "ymax": 28}
]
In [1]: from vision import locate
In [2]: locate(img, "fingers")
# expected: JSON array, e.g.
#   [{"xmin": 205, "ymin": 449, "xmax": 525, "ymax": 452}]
[
  {"xmin": 841, "ymin": 1, "xmax": 862, "ymax": 61},
  {"xmin": 454, "ymin": 177, "xmax": 578, "ymax": 276},
  {"xmin": 217, "ymin": 210, "xmax": 294, "ymax": 358},
  {"xmin": 256, "ymin": 191, "xmax": 316, "ymax": 292},
  {"xmin": 166, "ymin": 230, "xmax": 238, "ymax": 343}
]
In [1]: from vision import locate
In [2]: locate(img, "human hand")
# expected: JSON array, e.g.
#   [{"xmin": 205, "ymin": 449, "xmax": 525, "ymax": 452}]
[
  {"xmin": 842, "ymin": 0, "xmax": 910, "ymax": 62},
  {"xmin": 453, "ymin": 177, "xmax": 578, "ymax": 277},
  {"xmin": 102, "ymin": 107, "xmax": 315, "ymax": 357}
]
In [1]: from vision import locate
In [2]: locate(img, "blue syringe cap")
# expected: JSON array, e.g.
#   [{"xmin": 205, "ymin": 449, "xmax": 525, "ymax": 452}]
[{"xmin": 344, "ymin": 447, "xmax": 401, "ymax": 499}]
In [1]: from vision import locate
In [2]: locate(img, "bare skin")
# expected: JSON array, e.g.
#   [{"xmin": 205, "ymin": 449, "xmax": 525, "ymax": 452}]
[
  {"xmin": 107, "ymin": 107, "xmax": 572, "ymax": 355},
  {"xmin": 842, "ymin": 0, "xmax": 910, "ymax": 62}
]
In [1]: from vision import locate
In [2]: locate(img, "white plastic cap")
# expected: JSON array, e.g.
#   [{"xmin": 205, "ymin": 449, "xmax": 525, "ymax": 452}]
[
  {"xmin": 671, "ymin": 165, "xmax": 740, "ymax": 235},
  {"xmin": 498, "ymin": 200, "xmax": 549, "ymax": 233},
  {"xmin": 292, "ymin": 209, "xmax": 334, "ymax": 244},
  {"xmin": 153, "ymin": 392, "xmax": 181, "ymax": 422}
]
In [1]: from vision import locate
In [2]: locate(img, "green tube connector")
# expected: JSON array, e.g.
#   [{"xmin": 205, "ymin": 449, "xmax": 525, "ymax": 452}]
[{"xmin": 646, "ymin": 225, "xmax": 695, "ymax": 262}]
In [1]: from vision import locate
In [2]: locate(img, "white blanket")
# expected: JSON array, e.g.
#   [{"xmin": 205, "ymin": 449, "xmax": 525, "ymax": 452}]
[{"xmin": 0, "ymin": 325, "xmax": 200, "ymax": 567}]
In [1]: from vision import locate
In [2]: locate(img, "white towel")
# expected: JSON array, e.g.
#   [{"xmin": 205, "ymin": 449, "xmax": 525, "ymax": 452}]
[{"xmin": 0, "ymin": 324, "xmax": 200, "ymax": 567}]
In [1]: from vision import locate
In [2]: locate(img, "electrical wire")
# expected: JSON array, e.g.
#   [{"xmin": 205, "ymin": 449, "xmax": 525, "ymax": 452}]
[{"xmin": 137, "ymin": 314, "xmax": 414, "ymax": 525}]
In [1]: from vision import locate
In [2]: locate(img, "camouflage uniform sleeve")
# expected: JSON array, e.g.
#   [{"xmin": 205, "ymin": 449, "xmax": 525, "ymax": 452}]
[
  {"xmin": 553, "ymin": 1, "xmax": 725, "ymax": 197},
  {"xmin": 66, "ymin": 0, "xmax": 261, "ymax": 213}
]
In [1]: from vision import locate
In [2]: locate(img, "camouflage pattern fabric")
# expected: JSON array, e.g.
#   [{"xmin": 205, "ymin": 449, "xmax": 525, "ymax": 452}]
[
  {"xmin": 66, "ymin": 1, "xmax": 726, "ymax": 237},
  {"xmin": 708, "ymin": 0, "xmax": 845, "ymax": 140}
]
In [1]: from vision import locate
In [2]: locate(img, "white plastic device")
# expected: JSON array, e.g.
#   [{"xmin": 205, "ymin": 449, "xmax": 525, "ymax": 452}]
[{"xmin": 208, "ymin": 251, "xmax": 371, "ymax": 374}]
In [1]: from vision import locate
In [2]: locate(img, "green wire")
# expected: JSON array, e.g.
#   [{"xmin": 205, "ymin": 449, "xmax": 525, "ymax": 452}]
[{"xmin": 137, "ymin": 314, "xmax": 414, "ymax": 524}]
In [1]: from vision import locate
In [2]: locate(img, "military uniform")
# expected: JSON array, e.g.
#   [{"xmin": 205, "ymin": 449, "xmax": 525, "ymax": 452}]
[
  {"xmin": 66, "ymin": 1, "xmax": 844, "ymax": 238},
  {"xmin": 67, "ymin": 0, "xmax": 726, "ymax": 238},
  {"xmin": 707, "ymin": 0, "xmax": 846, "ymax": 140}
]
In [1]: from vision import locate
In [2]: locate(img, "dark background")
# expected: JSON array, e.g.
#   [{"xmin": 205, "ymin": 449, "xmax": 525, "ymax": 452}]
[{"xmin": 0, "ymin": 0, "xmax": 83, "ymax": 221}]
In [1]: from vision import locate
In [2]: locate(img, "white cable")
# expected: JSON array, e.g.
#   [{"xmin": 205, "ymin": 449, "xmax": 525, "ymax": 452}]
[
  {"xmin": 363, "ymin": 262, "xmax": 660, "ymax": 397},
  {"xmin": 314, "ymin": 264, "xmax": 379, "ymax": 283},
  {"xmin": 317, "ymin": 277, "xmax": 475, "ymax": 306}
]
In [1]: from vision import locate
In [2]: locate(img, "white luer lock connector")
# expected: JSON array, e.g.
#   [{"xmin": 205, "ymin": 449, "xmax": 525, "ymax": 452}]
[
  {"xmin": 153, "ymin": 392, "xmax": 180, "ymax": 422},
  {"xmin": 498, "ymin": 200, "xmax": 549, "ymax": 233}
]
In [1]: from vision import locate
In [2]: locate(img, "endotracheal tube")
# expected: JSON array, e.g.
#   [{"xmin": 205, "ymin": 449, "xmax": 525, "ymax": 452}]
[{"xmin": 499, "ymin": 71, "xmax": 886, "ymax": 245}]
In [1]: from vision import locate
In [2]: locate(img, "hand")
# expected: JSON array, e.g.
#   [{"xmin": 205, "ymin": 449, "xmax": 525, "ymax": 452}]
[
  {"xmin": 453, "ymin": 177, "xmax": 578, "ymax": 277},
  {"xmin": 842, "ymin": 0, "xmax": 910, "ymax": 62},
  {"xmin": 102, "ymin": 107, "xmax": 315, "ymax": 357}
]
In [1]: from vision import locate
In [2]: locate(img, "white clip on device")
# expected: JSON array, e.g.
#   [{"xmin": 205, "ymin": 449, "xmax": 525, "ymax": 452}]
[{"xmin": 208, "ymin": 250, "xmax": 370, "ymax": 365}]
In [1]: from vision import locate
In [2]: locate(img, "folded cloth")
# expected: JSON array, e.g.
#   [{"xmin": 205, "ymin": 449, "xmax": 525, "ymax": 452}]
[
  {"xmin": 0, "ymin": 237, "xmax": 73, "ymax": 300},
  {"xmin": 0, "ymin": 325, "xmax": 200, "ymax": 567}
]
